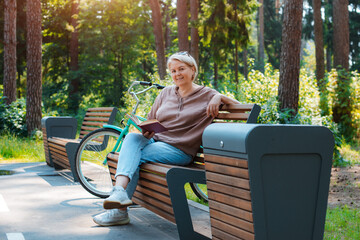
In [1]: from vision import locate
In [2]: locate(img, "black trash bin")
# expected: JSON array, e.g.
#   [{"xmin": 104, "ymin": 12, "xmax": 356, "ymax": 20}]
[{"xmin": 202, "ymin": 124, "xmax": 334, "ymax": 240}]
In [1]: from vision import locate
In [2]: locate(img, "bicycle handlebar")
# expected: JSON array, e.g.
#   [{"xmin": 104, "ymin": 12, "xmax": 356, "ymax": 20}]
[
  {"xmin": 154, "ymin": 83, "xmax": 165, "ymax": 89},
  {"xmin": 127, "ymin": 81, "xmax": 165, "ymax": 115},
  {"xmin": 139, "ymin": 81, "xmax": 152, "ymax": 86}
]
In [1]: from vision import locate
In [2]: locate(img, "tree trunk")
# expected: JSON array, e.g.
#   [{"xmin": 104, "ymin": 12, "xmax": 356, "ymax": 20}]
[
  {"xmin": 258, "ymin": 0, "xmax": 265, "ymax": 72},
  {"xmin": 333, "ymin": 0, "xmax": 349, "ymax": 70},
  {"xmin": 149, "ymin": 0, "xmax": 167, "ymax": 80},
  {"xmin": 177, "ymin": 0, "xmax": 189, "ymax": 52},
  {"xmin": 26, "ymin": 0, "xmax": 42, "ymax": 135},
  {"xmin": 164, "ymin": 0, "xmax": 171, "ymax": 50},
  {"xmin": 213, "ymin": 62, "xmax": 218, "ymax": 90},
  {"xmin": 16, "ymin": 0, "xmax": 26, "ymax": 99},
  {"xmin": 235, "ymin": 39, "xmax": 239, "ymax": 84},
  {"xmin": 332, "ymin": 0, "xmax": 352, "ymax": 140},
  {"xmin": 278, "ymin": 0, "xmax": 303, "ymax": 115},
  {"xmin": 326, "ymin": 47, "xmax": 332, "ymax": 72},
  {"xmin": 3, "ymin": 0, "xmax": 17, "ymax": 105},
  {"xmin": 190, "ymin": 0, "xmax": 199, "ymax": 65},
  {"xmin": 313, "ymin": 0, "xmax": 328, "ymax": 115},
  {"xmin": 69, "ymin": 0, "xmax": 80, "ymax": 113},
  {"xmin": 243, "ymin": 48, "xmax": 248, "ymax": 80}
]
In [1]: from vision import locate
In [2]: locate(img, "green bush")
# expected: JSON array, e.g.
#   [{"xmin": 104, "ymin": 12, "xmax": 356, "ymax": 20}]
[{"xmin": 0, "ymin": 94, "xmax": 27, "ymax": 137}]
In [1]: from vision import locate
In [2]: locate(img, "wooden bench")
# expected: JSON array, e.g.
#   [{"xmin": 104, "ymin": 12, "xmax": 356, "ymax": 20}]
[
  {"xmin": 106, "ymin": 103, "xmax": 261, "ymax": 240},
  {"xmin": 41, "ymin": 107, "xmax": 117, "ymax": 180}
]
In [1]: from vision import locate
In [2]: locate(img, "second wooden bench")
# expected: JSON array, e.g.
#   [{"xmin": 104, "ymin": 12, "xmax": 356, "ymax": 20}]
[{"xmin": 41, "ymin": 107, "xmax": 117, "ymax": 180}]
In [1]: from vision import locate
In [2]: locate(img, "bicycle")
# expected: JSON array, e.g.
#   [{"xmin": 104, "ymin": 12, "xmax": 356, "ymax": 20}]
[{"xmin": 74, "ymin": 80, "xmax": 208, "ymax": 202}]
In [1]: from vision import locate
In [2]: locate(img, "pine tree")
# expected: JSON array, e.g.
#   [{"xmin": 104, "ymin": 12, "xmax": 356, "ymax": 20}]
[
  {"xmin": 3, "ymin": 0, "xmax": 17, "ymax": 105},
  {"xmin": 26, "ymin": 0, "xmax": 42, "ymax": 135},
  {"xmin": 278, "ymin": 0, "xmax": 303, "ymax": 115}
]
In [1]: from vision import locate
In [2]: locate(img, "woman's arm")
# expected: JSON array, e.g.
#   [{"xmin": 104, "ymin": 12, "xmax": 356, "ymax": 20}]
[{"xmin": 206, "ymin": 94, "xmax": 241, "ymax": 117}]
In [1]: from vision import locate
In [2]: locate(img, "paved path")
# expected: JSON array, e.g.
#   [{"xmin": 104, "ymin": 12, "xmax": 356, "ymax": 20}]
[{"xmin": 0, "ymin": 162, "xmax": 211, "ymax": 240}]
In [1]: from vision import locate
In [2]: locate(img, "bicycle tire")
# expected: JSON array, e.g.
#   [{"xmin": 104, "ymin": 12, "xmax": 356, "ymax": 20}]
[
  {"xmin": 189, "ymin": 183, "xmax": 208, "ymax": 202},
  {"xmin": 74, "ymin": 128, "xmax": 123, "ymax": 198}
]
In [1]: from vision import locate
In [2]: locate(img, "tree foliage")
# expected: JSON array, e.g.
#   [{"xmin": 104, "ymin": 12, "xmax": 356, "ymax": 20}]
[{"xmin": 0, "ymin": 0, "xmax": 359, "ymax": 145}]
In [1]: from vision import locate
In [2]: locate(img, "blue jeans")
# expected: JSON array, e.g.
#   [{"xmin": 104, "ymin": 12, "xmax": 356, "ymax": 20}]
[{"xmin": 115, "ymin": 133, "xmax": 193, "ymax": 198}]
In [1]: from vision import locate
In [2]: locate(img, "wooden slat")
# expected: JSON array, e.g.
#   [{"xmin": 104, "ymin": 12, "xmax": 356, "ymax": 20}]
[
  {"xmin": 109, "ymin": 167, "xmax": 117, "ymax": 176},
  {"xmin": 80, "ymin": 126, "xmax": 100, "ymax": 131},
  {"xmin": 48, "ymin": 138, "xmax": 67, "ymax": 146},
  {"xmin": 207, "ymin": 181, "xmax": 251, "ymax": 201},
  {"xmin": 210, "ymin": 208, "xmax": 254, "ymax": 233},
  {"xmin": 205, "ymin": 154, "xmax": 248, "ymax": 168},
  {"xmin": 107, "ymin": 160, "xmax": 118, "ymax": 170},
  {"xmin": 209, "ymin": 200, "xmax": 253, "ymax": 222},
  {"xmin": 48, "ymin": 146, "xmax": 68, "ymax": 157},
  {"xmin": 205, "ymin": 162, "xmax": 249, "ymax": 179},
  {"xmin": 139, "ymin": 171, "xmax": 168, "ymax": 186},
  {"xmin": 85, "ymin": 112, "xmax": 111, "ymax": 117},
  {"xmin": 52, "ymin": 159, "xmax": 68, "ymax": 169},
  {"xmin": 51, "ymin": 151, "xmax": 69, "ymax": 162},
  {"xmin": 206, "ymin": 172, "xmax": 250, "ymax": 190},
  {"xmin": 138, "ymin": 179, "xmax": 170, "ymax": 196},
  {"xmin": 132, "ymin": 196, "xmax": 176, "ymax": 223},
  {"xmin": 82, "ymin": 121, "xmax": 105, "ymax": 127},
  {"xmin": 140, "ymin": 163, "xmax": 170, "ymax": 176},
  {"xmin": 51, "ymin": 137, "xmax": 79, "ymax": 143},
  {"xmin": 221, "ymin": 104, "xmax": 254, "ymax": 112},
  {"xmin": 107, "ymin": 152, "xmax": 118, "ymax": 161},
  {"xmin": 133, "ymin": 191, "xmax": 173, "ymax": 215},
  {"xmin": 135, "ymin": 185, "xmax": 172, "ymax": 205},
  {"xmin": 216, "ymin": 112, "xmax": 249, "ymax": 120},
  {"xmin": 208, "ymin": 191, "xmax": 252, "ymax": 212},
  {"xmin": 48, "ymin": 142, "xmax": 66, "ymax": 152},
  {"xmin": 211, "ymin": 225, "xmax": 253, "ymax": 240},
  {"xmin": 211, "ymin": 219, "xmax": 254, "ymax": 240},
  {"xmin": 87, "ymin": 107, "xmax": 115, "ymax": 112},
  {"xmin": 51, "ymin": 155, "xmax": 70, "ymax": 168},
  {"xmin": 83, "ymin": 117, "xmax": 110, "ymax": 122}
]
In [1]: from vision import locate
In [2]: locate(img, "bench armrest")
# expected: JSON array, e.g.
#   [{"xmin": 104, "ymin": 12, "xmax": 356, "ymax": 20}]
[{"xmin": 41, "ymin": 116, "xmax": 78, "ymax": 140}]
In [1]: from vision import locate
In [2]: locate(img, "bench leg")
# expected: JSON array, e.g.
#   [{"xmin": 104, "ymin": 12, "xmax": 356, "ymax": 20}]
[
  {"xmin": 65, "ymin": 142, "xmax": 80, "ymax": 182},
  {"xmin": 166, "ymin": 168, "xmax": 211, "ymax": 240}
]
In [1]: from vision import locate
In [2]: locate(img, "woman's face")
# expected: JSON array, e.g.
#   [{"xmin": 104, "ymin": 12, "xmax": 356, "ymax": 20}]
[{"xmin": 169, "ymin": 60, "xmax": 195, "ymax": 89}]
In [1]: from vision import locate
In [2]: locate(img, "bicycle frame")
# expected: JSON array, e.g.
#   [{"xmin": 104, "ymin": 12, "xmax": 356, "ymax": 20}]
[{"xmin": 101, "ymin": 81, "xmax": 163, "ymax": 164}]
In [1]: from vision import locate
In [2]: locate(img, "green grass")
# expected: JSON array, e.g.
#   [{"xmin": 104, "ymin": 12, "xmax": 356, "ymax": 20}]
[
  {"xmin": 324, "ymin": 206, "xmax": 360, "ymax": 239},
  {"xmin": 184, "ymin": 183, "xmax": 208, "ymax": 206},
  {"xmin": 340, "ymin": 142, "xmax": 360, "ymax": 165},
  {"xmin": 0, "ymin": 134, "xmax": 45, "ymax": 163}
]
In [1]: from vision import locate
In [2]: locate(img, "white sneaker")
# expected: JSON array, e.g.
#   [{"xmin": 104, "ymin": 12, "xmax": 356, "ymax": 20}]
[
  {"xmin": 93, "ymin": 209, "xmax": 130, "ymax": 226},
  {"xmin": 103, "ymin": 186, "xmax": 133, "ymax": 209}
]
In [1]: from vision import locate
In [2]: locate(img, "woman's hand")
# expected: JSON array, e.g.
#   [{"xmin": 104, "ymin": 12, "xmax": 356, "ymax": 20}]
[
  {"xmin": 142, "ymin": 131, "xmax": 155, "ymax": 139},
  {"xmin": 207, "ymin": 94, "xmax": 222, "ymax": 117}
]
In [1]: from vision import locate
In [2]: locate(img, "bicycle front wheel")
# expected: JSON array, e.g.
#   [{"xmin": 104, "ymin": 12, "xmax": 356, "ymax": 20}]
[
  {"xmin": 75, "ymin": 128, "xmax": 122, "ymax": 198},
  {"xmin": 190, "ymin": 183, "xmax": 208, "ymax": 202}
]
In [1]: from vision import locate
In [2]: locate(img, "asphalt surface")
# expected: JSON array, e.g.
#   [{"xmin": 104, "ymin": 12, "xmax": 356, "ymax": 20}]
[{"xmin": 0, "ymin": 162, "xmax": 211, "ymax": 240}]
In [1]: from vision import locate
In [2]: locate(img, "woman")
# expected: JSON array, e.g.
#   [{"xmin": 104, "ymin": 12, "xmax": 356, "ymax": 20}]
[{"xmin": 93, "ymin": 52, "xmax": 240, "ymax": 226}]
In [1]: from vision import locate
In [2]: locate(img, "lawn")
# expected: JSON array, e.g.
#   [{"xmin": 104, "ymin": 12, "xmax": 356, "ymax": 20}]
[
  {"xmin": 1, "ymin": 134, "xmax": 359, "ymax": 239},
  {"xmin": 0, "ymin": 134, "xmax": 45, "ymax": 162}
]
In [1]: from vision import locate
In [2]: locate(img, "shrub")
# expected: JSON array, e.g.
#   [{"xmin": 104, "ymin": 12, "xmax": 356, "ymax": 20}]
[{"xmin": 0, "ymin": 94, "xmax": 27, "ymax": 137}]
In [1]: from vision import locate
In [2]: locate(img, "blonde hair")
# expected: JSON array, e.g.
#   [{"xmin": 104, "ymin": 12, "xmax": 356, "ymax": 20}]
[{"xmin": 167, "ymin": 52, "xmax": 198, "ymax": 81}]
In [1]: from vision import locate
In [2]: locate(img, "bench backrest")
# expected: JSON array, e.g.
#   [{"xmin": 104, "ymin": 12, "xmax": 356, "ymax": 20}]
[
  {"xmin": 79, "ymin": 107, "xmax": 118, "ymax": 139},
  {"xmin": 217, "ymin": 103, "xmax": 260, "ymax": 123}
]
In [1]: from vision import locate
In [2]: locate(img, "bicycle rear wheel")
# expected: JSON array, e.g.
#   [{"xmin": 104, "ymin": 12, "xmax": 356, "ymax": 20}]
[
  {"xmin": 75, "ymin": 128, "xmax": 122, "ymax": 198},
  {"xmin": 190, "ymin": 183, "xmax": 208, "ymax": 202}
]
